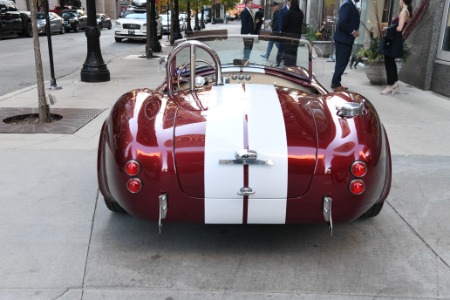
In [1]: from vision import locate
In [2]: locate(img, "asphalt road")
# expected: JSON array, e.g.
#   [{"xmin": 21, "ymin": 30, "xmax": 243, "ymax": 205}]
[{"xmin": 0, "ymin": 27, "xmax": 147, "ymax": 96}]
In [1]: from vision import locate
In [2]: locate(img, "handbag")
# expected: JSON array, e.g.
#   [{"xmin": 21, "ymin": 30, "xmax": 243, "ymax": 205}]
[{"xmin": 378, "ymin": 35, "xmax": 387, "ymax": 55}]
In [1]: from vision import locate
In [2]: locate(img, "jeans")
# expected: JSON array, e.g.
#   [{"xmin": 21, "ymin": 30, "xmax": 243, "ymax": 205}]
[{"xmin": 263, "ymin": 41, "xmax": 279, "ymax": 58}]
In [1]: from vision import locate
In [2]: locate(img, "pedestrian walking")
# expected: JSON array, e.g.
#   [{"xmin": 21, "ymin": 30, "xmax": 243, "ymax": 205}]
[
  {"xmin": 275, "ymin": 0, "xmax": 291, "ymax": 67},
  {"xmin": 260, "ymin": 2, "xmax": 280, "ymax": 60},
  {"xmin": 331, "ymin": 0, "xmax": 360, "ymax": 92}
]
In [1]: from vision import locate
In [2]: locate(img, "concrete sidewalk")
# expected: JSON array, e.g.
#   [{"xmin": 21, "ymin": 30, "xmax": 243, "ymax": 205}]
[{"xmin": 1, "ymin": 25, "xmax": 450, "ymax": 299}]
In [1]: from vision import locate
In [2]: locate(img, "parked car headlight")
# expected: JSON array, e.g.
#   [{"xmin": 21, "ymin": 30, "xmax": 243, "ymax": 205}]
[{"xmin": 115, "ymin": 21, "xmax": 122, "ymax": 26}]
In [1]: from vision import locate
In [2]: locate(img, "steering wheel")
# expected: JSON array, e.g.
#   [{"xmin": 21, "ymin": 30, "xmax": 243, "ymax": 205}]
[
  {"xmin": 166, "ymin": 40, "xmax": 223, "ymax": 95},
  {"xmin": 176, "ymin": 59, "xmax": 216, "ymax": 90}
]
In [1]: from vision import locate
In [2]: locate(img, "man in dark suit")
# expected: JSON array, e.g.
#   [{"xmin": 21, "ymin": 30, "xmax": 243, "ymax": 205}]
[
  {"xmin": 275, "ymin": 0, "xmax": 290, "ymax": 66},
  {"xmin": 241, "ymin": 0, "xmax": 256, "ymax": 60},
  {"xmin": 255, "ymin": 8, "xmax": 264, "ymax": 33},
  {"xmin": 331, "ymin": 0, "xmax": 360, "ymax": 92}
]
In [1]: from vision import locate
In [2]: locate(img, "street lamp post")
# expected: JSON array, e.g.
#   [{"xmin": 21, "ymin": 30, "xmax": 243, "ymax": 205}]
[
  {"xmin": 170, "ymin": 0, "xmax": 182, "ymax": 45},
  {"xmin": 185, "ymin": 0, "xmax": 193, "ymax": 34},
  {"xmin": 211, "ymin": 0, "xmax": 215, "ymax": 24},
  {"xmin": 80, "ymin": 0, "xmax": 110, "ymax": 82},
  {"xmin": 200, "ymin": 6, "xmax": 205, "ymax": 29},
  {"xmin": 146, "ymin": 0, "xmax": 161, "ymax": 57},
  {"xmin": 194, "ymin": 3, "xmax": 200, "ymax": 31},
  {"xmin": 44, "ymin": 0, "xmax": 61, "ymax": 89},
  {"xmin": 166, "ymin": 3, "xmax": 170, "ymax": 42}
]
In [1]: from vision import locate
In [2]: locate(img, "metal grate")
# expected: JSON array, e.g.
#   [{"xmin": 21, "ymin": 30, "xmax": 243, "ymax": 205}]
[
  {"xmin": 123, "ymin": 24, "xmax": 140, "ymax": 29},
  {"xmin": 0, "ymin": 108, "xmax": 106, "ymax": 134}
]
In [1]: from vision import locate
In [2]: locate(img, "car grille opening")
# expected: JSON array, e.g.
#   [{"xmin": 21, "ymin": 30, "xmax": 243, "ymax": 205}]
[{"xmin": 123, "ymin": 24, "xmax": 140, "ymax": 29}]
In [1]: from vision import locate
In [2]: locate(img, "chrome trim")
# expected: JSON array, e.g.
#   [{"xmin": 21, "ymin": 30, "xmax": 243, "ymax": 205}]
[
  {"xmin": 237, "ymin": 187, "xmax": 255, "ymax": 196},
  {"xmin": 219, "ymin": 149, "xmax": 274, "ymax": 165},
  {"xmin": 158, "ymin": 194, "xmax": 168, "ymax": 234},
  {"xmin": 236, "ymin": 149, "xmax": 257, "ymax": 160},
  {"xmin": 166, "ymin": 40, "xmax": 223, "ymax": 96},
  {"xmin": 323, "ymin": 196, "xmax": 333, "ymax": 236},
  {"xmin": 337, "ymin": 99, "xmax": 366, "ymax": 117},
  {"xmin": 219, "ymin": 159, "xmax": 274, "ymax": 165}
]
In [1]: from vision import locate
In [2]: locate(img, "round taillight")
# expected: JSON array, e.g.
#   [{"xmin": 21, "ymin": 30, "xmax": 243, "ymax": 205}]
[
  {"xmin": 351, "ymin": 161, "xmax": 367, "ymax": 177},
  {"xmin": 125, "ymin": 160, "xmax": 140, "ymax": 176},
  {"xmin": 349, "ymin": 179, "xmax": 365, "ymax": 195},
  {"xmin": 127, "ymin": 178, "xmax": 142, "ymax": 193}
]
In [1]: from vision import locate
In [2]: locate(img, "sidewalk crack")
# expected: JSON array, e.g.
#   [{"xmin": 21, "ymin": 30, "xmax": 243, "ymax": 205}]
[
  {"xmin": 387, "ymin": 201, "xmax": 450, "ymax": 270},
  {"xmin": 53, "ymin": 288, "xmax": 70, "ymax": 300},
  {"xmin": 80, "ymin": 188, "xmax": 100, "ymax": 299}
]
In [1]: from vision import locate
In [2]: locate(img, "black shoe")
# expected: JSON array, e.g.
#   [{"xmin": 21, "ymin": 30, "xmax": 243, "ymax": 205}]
[{"xmin": 332, "ymin": 86, "xmax": 348, "ymax": 92}]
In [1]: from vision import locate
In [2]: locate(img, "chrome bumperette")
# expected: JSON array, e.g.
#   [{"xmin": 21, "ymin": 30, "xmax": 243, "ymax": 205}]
[
  {"xmin": 337, "ymin": 99, "xmax": 366, "ymax": 117},
  {"xmin": 323, "ymin": 196, "xmax": 333, "ymax": 236},
  {"xmin": 158, "ymin": 193, "xmax": 168, "ymax": 234}
]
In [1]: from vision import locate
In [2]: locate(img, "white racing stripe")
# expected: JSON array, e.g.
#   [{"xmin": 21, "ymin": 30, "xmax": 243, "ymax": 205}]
[
  {"xmin": 246, "ymin": 84, "xmax": 288, "ymax": 224},
  {"xmin": 204, "ymin": 84, "xmax": 245, "ymax": 223},
  {"xmin": 204, "ymin": 84, "xmax": 288, "ymax": 224}
]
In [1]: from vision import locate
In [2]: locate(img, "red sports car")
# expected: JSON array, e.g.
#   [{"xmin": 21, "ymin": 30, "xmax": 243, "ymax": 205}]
[{"xmin": 97, "ymin": 31, "xmax": 392, "ymax": 233}]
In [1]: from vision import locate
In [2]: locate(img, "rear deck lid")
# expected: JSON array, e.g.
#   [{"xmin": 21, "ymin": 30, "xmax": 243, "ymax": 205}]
[{"xmin": 174, "ymin": 84, "xmax": 317, "ymax": 199}]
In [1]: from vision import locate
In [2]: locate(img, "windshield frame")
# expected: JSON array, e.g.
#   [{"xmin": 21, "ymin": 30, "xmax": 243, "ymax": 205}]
[{"xmin": 173, "ymin": 32, "xmax": 313, "ymax": 81}]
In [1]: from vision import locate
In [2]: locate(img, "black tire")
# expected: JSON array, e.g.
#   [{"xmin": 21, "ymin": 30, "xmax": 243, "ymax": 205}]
[
  {"xmin": 24, "ymin": 21, "xmax": 33, "ymax": 37},
  {"xmin": 108, "ymin": 23, "xmax": 112, "ymax": 30},
  {"xmin": 73, "ymin": 22, "xmax": 79, "ymax": 32},
  {"xmin": 359, "ymin": 202, "xmax": 384, "ymax": 219},
  {"xmin": 98, "ymin": 23, "xmax": 103, "ymax": 30},
  {"xmin": 104, "ymin": 197, "xmax": 127, "ymax": 213},
  {"xmin": 115, "ymin": 37, "xmax": 123, "ymax": 42}
]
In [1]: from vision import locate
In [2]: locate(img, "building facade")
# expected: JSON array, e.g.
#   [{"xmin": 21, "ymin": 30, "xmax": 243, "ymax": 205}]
[{"xmin": 254, "ymin": 0, "xmax": 450, "ymax": 97}]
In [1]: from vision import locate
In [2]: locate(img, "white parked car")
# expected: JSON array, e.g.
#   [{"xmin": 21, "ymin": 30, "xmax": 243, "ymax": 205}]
[
  {"xmin": 114, "ymin": 12, "xmax": 162, "ymax": 42},
  {"xmin": 160, "ymin": 13, "xmax": 187, "ymax": 35}
]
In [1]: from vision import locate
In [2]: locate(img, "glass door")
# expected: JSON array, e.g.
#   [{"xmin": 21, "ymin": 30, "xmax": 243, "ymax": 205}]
[{"xmin": 437, "ymin": 0, "xmax": 450, "ymax": 62}]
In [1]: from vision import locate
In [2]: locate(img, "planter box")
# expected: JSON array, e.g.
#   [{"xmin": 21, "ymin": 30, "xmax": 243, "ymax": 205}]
[
  {"xmin": 364, "ymin": 59, "xmax": 403, "ymax": 85},
  {"xmin": 312, "ymin": 41, "xmax": 333, "ymax": 57}
]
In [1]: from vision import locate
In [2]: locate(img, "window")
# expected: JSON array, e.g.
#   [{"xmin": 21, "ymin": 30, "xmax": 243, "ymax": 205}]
[
  {"xmin": 381, "ymin": 0, "xmax": 393, "ymax": 23},
  {"xmin": 437, "ymin": 0, "xmax": 450, "ymax": 62},
  {"xmin": 322, "ymin": 0, "xmax": 337, "ymax": 24}
]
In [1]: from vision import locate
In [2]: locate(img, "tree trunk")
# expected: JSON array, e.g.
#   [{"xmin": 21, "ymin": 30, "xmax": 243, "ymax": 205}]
[{"xmin": 30, "ymin": 0, "xmax": 51, "ymax": 123}]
